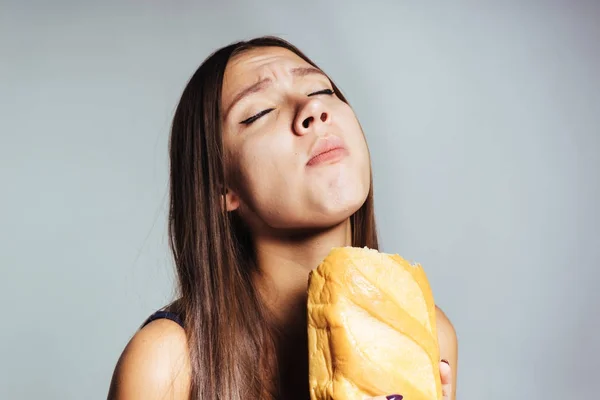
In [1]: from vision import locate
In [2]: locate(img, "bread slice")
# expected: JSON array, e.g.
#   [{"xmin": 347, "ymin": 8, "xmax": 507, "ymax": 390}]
[{"xmin": 307, "ymin": 247, "xmax": 441, "ymax": 399}]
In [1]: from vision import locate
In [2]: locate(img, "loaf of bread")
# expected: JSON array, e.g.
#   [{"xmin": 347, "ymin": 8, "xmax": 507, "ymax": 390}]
[{"xmin": 307, "ymin": 247, "xmax": 442, "ymax": 400}]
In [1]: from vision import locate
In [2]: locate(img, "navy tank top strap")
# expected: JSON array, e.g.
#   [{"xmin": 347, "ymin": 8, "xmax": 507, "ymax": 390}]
[{"xmin": 142, "ymin": 310, "xmax": 184, "ymax": 328}]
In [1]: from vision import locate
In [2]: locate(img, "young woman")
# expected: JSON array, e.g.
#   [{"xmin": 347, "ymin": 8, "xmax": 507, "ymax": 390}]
[{"xmin": 108, "ymin": 36, "xmax": 458, "ymax": 400}]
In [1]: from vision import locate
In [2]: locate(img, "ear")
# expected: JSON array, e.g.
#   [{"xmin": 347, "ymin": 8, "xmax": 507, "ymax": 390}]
[{"xmin": 223, "ymin": 188, "xmax": 240, "ymax": 212}]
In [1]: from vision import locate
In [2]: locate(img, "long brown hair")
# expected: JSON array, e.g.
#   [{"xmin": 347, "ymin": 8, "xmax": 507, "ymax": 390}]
[{"xmin": 167, "ymin": 36, "xmax": 378, "ymax": 399}]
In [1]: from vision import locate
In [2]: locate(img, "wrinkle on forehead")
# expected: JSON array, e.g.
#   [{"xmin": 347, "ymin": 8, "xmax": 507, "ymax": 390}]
[
  {"xmin": 221, "ymin": 47, "xmax": 317, "ymax": 109},
  {"xmin": 228, "ymin": 47, "xmax": 310, "ymax": 79}
]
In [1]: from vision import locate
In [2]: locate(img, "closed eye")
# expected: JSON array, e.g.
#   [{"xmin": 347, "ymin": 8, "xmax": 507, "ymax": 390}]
[
  {"xmin": 240, "ymin": 108, "xmax": 275, "ymax": 125},
  {"xmin": 239, "ymin": 89, "xmax": 334, "ymax": 125},
  {"xmin": 308, "ymin": 88, "xmax": 335, "ymax": 96}
]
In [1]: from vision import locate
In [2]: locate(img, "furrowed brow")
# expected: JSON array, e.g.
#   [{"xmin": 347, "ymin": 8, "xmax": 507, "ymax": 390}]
[
  {"xmin": 224, "ymin": 78, "xmax": 272, "ymax": 119},
  {"xmin": 224, "ymin": 67, "xmax": 328, "ymax": 119}
]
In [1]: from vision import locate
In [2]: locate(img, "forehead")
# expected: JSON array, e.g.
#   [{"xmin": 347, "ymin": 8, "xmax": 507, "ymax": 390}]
[{"xmin": 222, "ymin": 46, "xmax": 317, "ymax": 102}]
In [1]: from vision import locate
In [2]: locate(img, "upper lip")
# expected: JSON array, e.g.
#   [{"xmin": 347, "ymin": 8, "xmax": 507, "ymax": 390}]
[{"xmin": 307, "ymin": 135, "xmax": 347, "ymax": 164}]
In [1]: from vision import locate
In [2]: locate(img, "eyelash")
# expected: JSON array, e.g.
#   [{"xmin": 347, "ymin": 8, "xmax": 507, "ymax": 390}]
[{"xmin": 240, "ymin": 88, "xmax": 335, "ymax": 125}]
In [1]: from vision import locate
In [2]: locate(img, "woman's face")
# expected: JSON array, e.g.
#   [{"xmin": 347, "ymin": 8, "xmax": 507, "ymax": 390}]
[{"xmin": 221, "ymin": 46, "xmax": 371, "ymax": 233}]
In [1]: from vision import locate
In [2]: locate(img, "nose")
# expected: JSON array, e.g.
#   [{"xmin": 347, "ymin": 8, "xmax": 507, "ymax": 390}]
[{"xmin": 294, "ymin": 99, "xmax": 331, "ymax": 135}]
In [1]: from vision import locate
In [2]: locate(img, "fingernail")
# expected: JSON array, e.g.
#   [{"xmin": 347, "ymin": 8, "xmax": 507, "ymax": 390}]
[
  {"xmin": 386, "ymin": 395, "xmax": 403, "ymax": 400},
  {"xmin": 441, "ymin": 359, "xmax": 450, "ymax": 365}
]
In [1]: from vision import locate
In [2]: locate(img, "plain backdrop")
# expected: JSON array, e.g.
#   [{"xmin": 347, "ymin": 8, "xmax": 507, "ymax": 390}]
[{"xmin": 1, "ymin": 1, "xmax": 599, "ymax": 399}]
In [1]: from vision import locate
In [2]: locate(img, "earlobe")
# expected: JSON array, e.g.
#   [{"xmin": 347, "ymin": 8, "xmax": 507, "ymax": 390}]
[{"xmin": 224, "ymin": 189, "xmax": 240, "ymax": 212}]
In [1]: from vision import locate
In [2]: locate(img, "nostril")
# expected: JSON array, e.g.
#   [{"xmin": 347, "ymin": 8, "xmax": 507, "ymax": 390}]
[
  {"xmin": 302, "ymin": 117, "xmax": 313, "ymax": 129},
  {"xmin": 320, "ymin": 112, "xmax": 328, "ymax": 122}
]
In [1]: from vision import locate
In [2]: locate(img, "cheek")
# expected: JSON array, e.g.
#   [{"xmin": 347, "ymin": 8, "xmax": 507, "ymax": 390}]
[
  {"xmin": 233, "ymin": 135, "xmax": 299, "ymax": 202},
  {"xmin": 240, "ymin": 136, "xmax": 285, "ymax": 176},
  {"xmin": 338, "ymin": 108, "xmax": 371, "ymax": 169}
]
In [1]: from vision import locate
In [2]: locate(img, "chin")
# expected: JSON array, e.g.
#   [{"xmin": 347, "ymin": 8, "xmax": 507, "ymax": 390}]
[
  {"xmin": 259, "ymin": 195, "xmax": 366, "ymax": 233},
  {"xmin": 312, "ymin": 188, "xmax": 369, "ymax": 228},
  {"xmin": 247, "ymin": 178, "xmax": 371, "ymax": 233}
]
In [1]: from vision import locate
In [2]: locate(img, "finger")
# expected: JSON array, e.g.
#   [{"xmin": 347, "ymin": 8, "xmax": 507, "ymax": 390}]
[
  {"xmin": 366, "ymin": 395, "xmax": 403, "ymax": 400},
  {"xmin": 440, "ymin": 359, "xmax": 452, "ymax": 399}
]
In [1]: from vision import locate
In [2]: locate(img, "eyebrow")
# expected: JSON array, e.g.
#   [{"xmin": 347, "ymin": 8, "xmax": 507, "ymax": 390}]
[{"xmin": 223, "ymin": 66, "xmax": 328, "ymax": 119}]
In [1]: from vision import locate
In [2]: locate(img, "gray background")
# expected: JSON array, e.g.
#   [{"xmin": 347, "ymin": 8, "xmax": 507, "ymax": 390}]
[{"xmin": 1, "ymin": 1, "xmax": 599, "ymax": 399}]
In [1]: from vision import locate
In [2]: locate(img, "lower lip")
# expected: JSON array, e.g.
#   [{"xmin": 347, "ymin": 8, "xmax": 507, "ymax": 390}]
[{"xmin": 307, "ymin": 148, "xmax": 347, "ymax": 166}]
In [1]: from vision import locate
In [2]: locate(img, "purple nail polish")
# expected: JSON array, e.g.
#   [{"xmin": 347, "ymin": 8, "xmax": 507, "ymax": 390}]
[{"xmin": 386, "ymin": 395, "xmax": 403, "ymax": 400}]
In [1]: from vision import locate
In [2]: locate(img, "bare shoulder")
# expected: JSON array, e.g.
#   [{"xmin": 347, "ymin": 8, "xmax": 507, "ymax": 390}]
[
  {"xmin": 435, "ymin": 305, "xmax": 457, "ymax": 344},
  {"xmin": 108, "ymin": 319, "xmax": 191, "ymax": 400},
  {"xmin": 435, "ymin": 305, "xmax": 458, "ymax": 399},
  {"xmin": 435, "ymin": 305, "xmax": 458, "ymax": 360}
]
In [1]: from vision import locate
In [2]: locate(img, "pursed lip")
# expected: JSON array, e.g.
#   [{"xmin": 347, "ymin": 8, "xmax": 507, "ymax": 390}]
[{"xmin": 306, "ymin": 135, "xmax": 347, "ymax": 166}]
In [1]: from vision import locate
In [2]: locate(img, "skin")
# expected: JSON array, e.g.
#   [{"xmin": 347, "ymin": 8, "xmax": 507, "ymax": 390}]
[{"xmin": 108, "ymin": 47, "xmax": 458, "ymax": 400}]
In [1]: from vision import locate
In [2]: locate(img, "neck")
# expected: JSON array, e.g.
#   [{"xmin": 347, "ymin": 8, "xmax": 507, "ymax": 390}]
[
  {"xmin": 252, "ymin": 219, "xmax": 352, "ymax": 398},
  {"xmin": 253, "ymin": 219, "xmax": 352, "ymax": 329}
]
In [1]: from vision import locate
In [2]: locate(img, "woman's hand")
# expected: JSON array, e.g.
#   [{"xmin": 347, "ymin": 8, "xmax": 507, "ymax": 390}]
[{"xmin": 368, "ymin": 360, "xmax": 453, "ymax": 400}]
